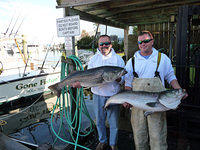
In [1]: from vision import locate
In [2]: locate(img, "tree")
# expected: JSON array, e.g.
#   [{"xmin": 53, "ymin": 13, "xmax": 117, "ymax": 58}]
[
  {"xmin": 81, "ymin": 30, "xmax": 89, "ymax": 38},
  {"xmin": 77, "ymin": 35, "xmax": 98, "ymax": 49},
  {"xmin": 112, "ymin": 41, "xmax": 124, "ymax": 53}
]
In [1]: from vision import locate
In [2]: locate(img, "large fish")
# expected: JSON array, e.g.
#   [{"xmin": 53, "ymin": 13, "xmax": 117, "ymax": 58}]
[
  {"xmin": 48, "ymin": 66, "xmax": 127, "ymax": 97},
  {"xmin": 104, "ymin": 89, "xmax": 186, "ymax": 116}
]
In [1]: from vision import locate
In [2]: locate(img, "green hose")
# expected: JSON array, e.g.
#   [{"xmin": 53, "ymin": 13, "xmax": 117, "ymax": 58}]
[{"xmin": 50, "ymin": 55, "xmax": 95, "ymax": 150}]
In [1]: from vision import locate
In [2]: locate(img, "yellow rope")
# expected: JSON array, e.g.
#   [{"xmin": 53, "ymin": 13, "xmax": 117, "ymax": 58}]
[
  {"xmin": 0, "ymin": 61, "xmax": 3, "ymax": 75},
  {"xmin": 0, "ymin": 120, "xmax": 7, "ymax": 126},
  {"xmin": 14, "ymin": 38, "xmax": 26, "ymax": 64}
]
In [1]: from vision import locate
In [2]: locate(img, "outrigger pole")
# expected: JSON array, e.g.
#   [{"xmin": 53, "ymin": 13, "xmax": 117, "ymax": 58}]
[
  {"xmin": 4, "ymin": 12, "xmax": 15, "ymax": 35},
  {"xmin": 9, "ymin": 14, "xmax": 20, "ymax": 37},
  {"xmin": 39, "ymin": 36, "xmax": 54, "ymax": 74},
  {"xmin": 14, "ymin": 17, "xmax": 25, "ymax": 37}
]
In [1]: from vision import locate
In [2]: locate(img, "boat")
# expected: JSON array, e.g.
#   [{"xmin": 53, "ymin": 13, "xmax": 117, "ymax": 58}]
[
  {"xmin": 0, "ymin": 36, "xmax": 61, "ymax": 105},
  {"xmin": 0, "ymin": 69, "xmax": 60, "ymax": 104}
]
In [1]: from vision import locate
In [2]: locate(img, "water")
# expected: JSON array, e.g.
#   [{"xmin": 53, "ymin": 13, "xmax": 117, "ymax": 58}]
[{"xmin": 0, "ymin": 48, "xmax": 62, "ymax": 78}]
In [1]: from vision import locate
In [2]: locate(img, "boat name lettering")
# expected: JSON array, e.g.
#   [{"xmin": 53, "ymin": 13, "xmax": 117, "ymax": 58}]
[
  {"xmin": 16, "ymin": 77, "xmax": 59, "ymax": 90},
  {"xmin": 16, "ymin": 83, "xmax": 38, "ymax": 90},
  {"xmin": 40, "ymin": 78, "xmax": 58, "ymax": 85},
  {"xmin": 40, "ymin": 79, "xmax": 46, "ymax": 85}
]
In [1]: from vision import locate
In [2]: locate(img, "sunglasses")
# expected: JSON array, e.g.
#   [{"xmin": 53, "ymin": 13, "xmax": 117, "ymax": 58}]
[
  {"xmin": 99, "ymin": 42, "xmax": 111, "ymax": 46},
  {"xmin": 138, "ymin": 39, "xmax": 153, "ymax": 44}
]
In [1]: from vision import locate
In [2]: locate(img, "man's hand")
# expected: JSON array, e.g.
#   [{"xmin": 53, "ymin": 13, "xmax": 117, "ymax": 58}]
[
  {"xmin": 70, "ymin": 81, "xmax": 82, "ymax": 88},
  {"xmin": 170, "ymin": 80, "xmax": 188, "ymax": 100},
  {"xmin": 115, "ymin": 77, "xmax": 121, "ymax": 82},
  {"xmin": 123, "ymin": 102, "xmax": 132, "ymax": 108},
  {"xmin": 182, "ymin": 89, "xmax": 188, "ymax": 100},
  {"xmin": 123, "ymin": 86, "xmax": 133, "ymax": 108},
  {"xmin": 125, "ymin": 86, "xmax": 132, "ymax": 90}
]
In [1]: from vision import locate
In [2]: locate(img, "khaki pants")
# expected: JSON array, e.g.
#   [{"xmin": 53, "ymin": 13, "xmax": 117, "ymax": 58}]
[{"xmin": 131, "ymin": 108, "xmax": 167, "ymax": 150}]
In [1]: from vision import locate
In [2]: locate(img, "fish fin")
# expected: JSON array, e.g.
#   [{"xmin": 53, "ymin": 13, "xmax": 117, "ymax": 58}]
[
  {"xmin": 48, "ymin": 83, "xmax": 61, "ymax": 97},
  {"xmin": 103, "ymin": 106, "xmax": 107, "ymax": 111},
  {"xmin": 146, "ymin": 102, "xmax": 157, "ymax": 107},
  {"xmin": 144, "ymin": 111, "xmax": 153, "ymax": 117}
]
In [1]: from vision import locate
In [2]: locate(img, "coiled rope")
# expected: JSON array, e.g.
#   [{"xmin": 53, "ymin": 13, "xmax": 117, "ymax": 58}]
[{"xmin": 50, "ymin": 55, "xmax": 95, "ymax": 150}]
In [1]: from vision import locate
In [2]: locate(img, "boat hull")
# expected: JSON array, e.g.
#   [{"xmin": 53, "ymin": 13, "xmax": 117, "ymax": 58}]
[{"xmin": 0, "ymin": 72, "xmax": 60, "ymax": 103}]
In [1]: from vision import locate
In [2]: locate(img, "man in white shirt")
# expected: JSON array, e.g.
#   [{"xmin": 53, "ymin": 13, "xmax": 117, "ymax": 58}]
[
  {"xmin": 124, "ymin": 31, "xmax": 188, "ymax": 150},
  {"xmin": 72, "ymin": 35, "xmax": 125, "ymax": 150}
]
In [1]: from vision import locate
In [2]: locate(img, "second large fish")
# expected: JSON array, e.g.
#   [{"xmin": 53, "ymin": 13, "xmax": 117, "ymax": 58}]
[
  {"xmin": 104, "ymin": 89, "xmax": 186, "ymax": 116},
  {"xmin": 48, "ymin": 66, "xmax": 127, "ymax": 97}
]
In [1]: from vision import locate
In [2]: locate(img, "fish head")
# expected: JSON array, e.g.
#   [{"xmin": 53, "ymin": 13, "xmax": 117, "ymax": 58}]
[
  {"xmin": 102, "ymin": 66, "xmax": 127, "ymax": 82},
  {"xmin": 168, "ymin": 89, "xmax": 186, "ymax": 99},
  {"xmin": 159, "ymin": 89, "xmax": 186, "ymax": 109}
]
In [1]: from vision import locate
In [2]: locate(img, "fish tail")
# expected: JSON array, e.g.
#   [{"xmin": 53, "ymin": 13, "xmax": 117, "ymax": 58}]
[
  {"xmin": 48, "ymin": 83, "xmax": 62, "ymax": 97},
  {"xmin": 103, "ymin": 104, "xmax": 109, "ymax": 110},
  {"xmin": 103, "ymin": 106, "xmax": 107, "ymax": 111}
]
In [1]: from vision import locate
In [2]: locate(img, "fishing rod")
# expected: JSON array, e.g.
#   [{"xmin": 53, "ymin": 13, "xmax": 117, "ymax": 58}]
[
  {"xmin": 9, "ymin": 14, "xmax": 20, "ymax": 37},
  {"xmin": 22, "ymin": 53, "xmax": 30, "ymax": 77},
  {"xmin": 4, "ymin": 11, "xmax": 16, "ymax": 35},
  {"xmin": 52, "ymin": 57, "xmax": 61, "ymax": 71},
  {"xmin": 39, "ymin": 47, "xmax": 50, "ymax": 74},
  {"xmin": 39, "ymin": 36, "xmax": 54, "ymax": 74},
  {"xmin": 14, "ymin": 17, "xmax": 25, "ymax": 37}
]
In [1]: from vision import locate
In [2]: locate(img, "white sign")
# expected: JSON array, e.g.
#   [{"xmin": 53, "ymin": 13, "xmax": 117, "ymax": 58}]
[
  {"xmin": 56, "ymin": 15, "xmax": 80, "ymax": 37},
  {"xmin": 65, "ymin": 37, "xmax": 73, "ymax": 51}
]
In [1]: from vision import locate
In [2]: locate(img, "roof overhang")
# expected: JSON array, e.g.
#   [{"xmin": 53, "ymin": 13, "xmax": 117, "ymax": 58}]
[{"xmin": 56, "ymin": 0, "xmax": 200, "ymax": 29}]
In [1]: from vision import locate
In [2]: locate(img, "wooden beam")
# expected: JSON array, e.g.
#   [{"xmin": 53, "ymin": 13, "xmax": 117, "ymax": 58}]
[
  {"xmin": 97, "ymin": 0, "xmax": 198, "ymax": 18},
  {"xmin": 115, "ymin": 15, "xmax": 171, "ymax": 22},
  {"xmin": 78, "ymin": 0, "xmax": 159, "ymax": 12},
  {"xmin": 78, "ymin": 0, "xmax": 200, "ymax": 13},
  {"xmin": 189, "ymin": 5, "xmax": 200, "ymax": 15},
  {"xmin": 86, "ymin": 7, "xmax": 174, "ymax": 26},
  {"xmin": 130, "ymin": 20, "xmax": 169, "ymax": 25},
  {"xmin": 64, "ymin": 8, "xmax": 128, "ymax": 29},
  {"xmin": 105, "ymin": 7, "xmax": 177, "ymax": 20},
  {"xmin": 126, "ymin": 17, "xmax": 170, "ymax": 25},
  {"xmin": 127, "ymin": 19, "xmax": 169, "ymax": 25},
  {"xmin": 57, "ymin": 0, "xmax": 110, "ymax": 7}
]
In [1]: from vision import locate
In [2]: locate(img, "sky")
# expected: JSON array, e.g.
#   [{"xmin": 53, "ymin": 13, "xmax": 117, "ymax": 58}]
[{"xmin": 0, "ymin": 0, "xmax": 124, "ymax": 45}]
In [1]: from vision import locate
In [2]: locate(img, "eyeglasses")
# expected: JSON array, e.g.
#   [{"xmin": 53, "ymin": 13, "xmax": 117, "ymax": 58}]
[
  {"xmin": 138, "ymin": 39, "xmax": 153, "ymax": 44},
  {"xmin": 99, "ymin": 42, "xmax": 111, "ymax": 46}
]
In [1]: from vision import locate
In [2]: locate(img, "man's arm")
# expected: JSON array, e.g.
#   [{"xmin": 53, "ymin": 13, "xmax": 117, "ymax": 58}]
[
  {"xmin": 170, "ymin": 79, "xmax": 181, "ymax": 89},
  {"xmin": 170, "ymin": 79, "xmax": 188, "ymax": 99}
]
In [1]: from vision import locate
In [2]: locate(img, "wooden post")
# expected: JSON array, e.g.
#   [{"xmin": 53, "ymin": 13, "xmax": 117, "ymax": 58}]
[
  {"xmin": 175, "ymin": 5, "xmax": 188, "ymax": 87},
  {"xmin": 175, "ymin": 6, "xmax": 189, "ymax": 149},
  {"xmin": 64, "ymin": 7, "xmax": 79, "ymax": 141},
  {"xmin": 124, "ymin": 26, "xmax": 129, "ymax": 60},
  {"xmin": 64, "ymin": 7, "xmax": 76, "ymax": 56}
]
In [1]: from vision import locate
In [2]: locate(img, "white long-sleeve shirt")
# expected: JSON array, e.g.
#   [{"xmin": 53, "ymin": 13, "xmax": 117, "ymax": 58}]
[
  {"xmin": 88, "ymin": 48, "xmax": 125, "ymax": 96},
  {"xmin": 125, "ymin": 48, "xmax": 176, "ymax": 88}
]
